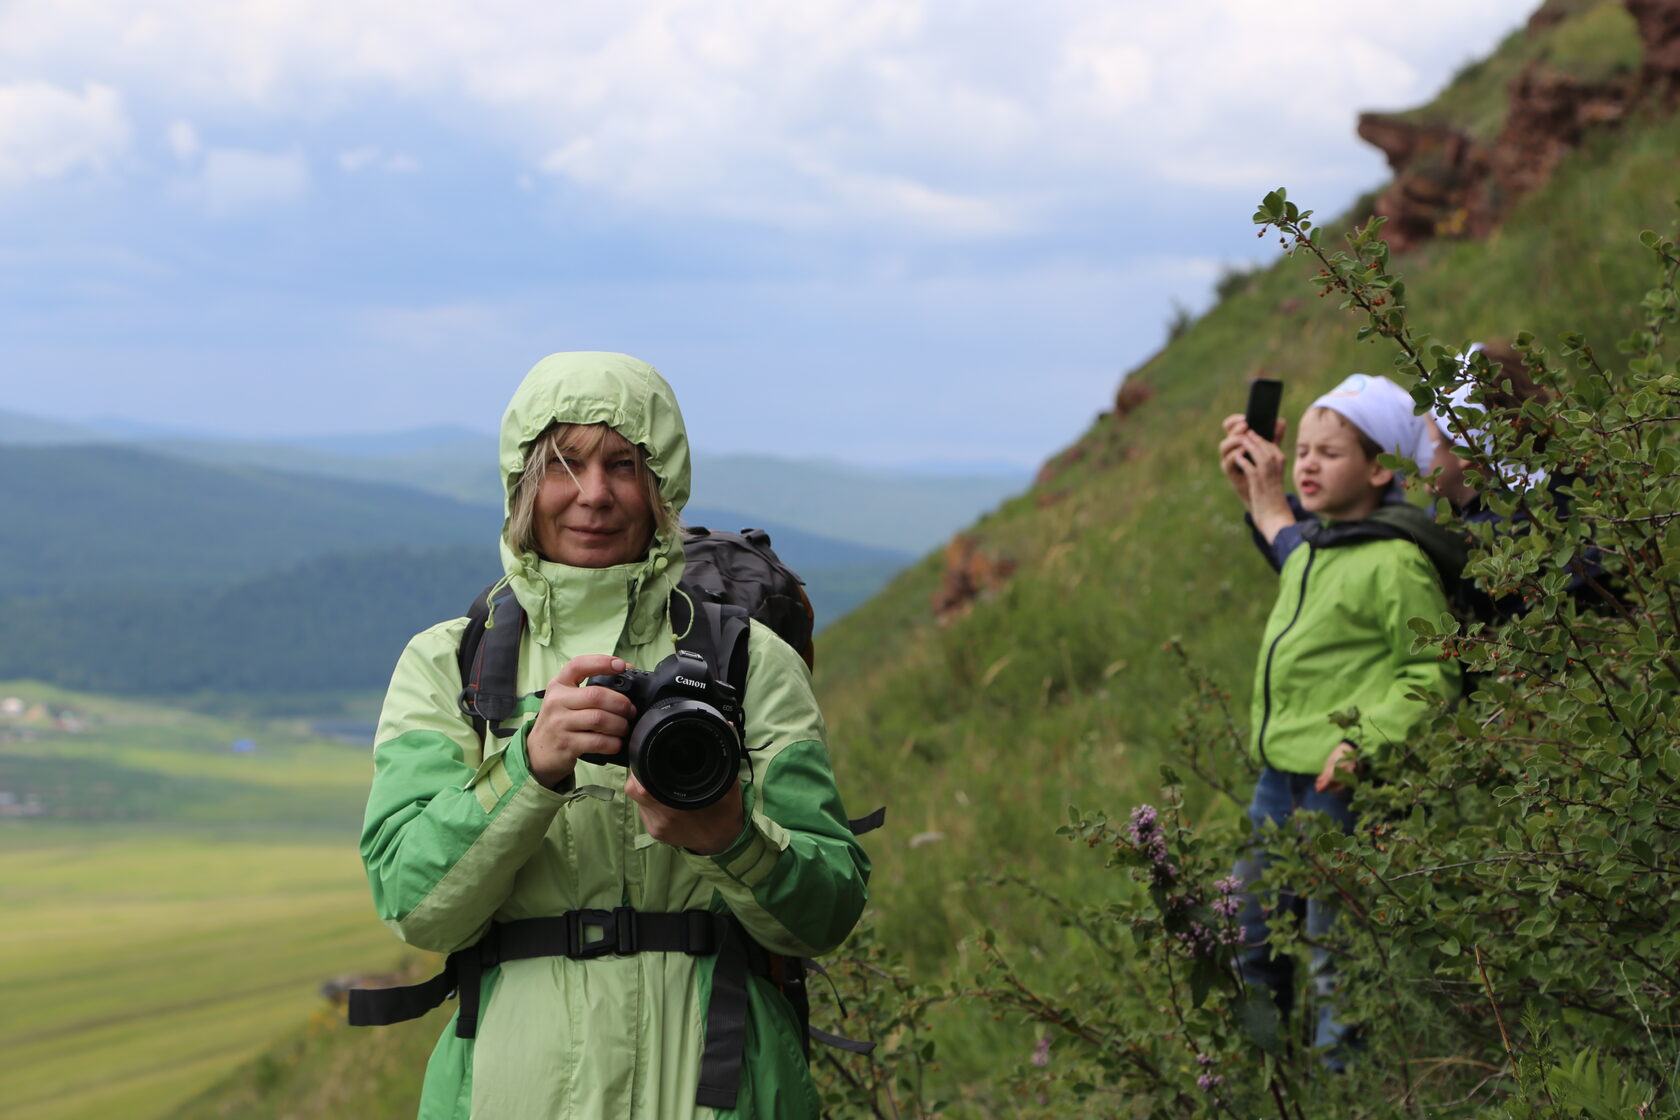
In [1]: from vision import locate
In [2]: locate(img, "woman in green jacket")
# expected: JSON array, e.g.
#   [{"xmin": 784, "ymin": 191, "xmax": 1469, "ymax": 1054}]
[{"xmin": 361, "ymin": 352, "xmax": 870, "ymax": 1119}]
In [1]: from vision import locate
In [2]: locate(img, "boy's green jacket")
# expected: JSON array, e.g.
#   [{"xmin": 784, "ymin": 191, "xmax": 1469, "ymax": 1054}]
[
  {"xmin": 1250, "ymin": 532, "xmax": 1460, "ymax": 774},
  {"xmin": 360, "ymin": 353, "xmax": 870, "ymax": 1119}
]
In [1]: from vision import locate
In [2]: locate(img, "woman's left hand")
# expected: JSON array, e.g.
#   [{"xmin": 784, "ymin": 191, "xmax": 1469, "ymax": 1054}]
[{"xmin": 625, "ymin": 776, "xmax": 746, "ymax": 855}]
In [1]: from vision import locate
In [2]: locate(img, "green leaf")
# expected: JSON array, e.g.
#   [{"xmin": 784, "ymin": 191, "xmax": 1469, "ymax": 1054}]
[
  {"xmin": 1190, "ymin": 956, "xmax": 1218, "ymax": 1009},
  {"xmin": 1237, "ymin": 989, "xmax": 1281, "ymax": 1054}
]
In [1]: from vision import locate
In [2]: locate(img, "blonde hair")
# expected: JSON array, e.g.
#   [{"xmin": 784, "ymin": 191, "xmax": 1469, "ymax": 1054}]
[{"xmin": 506, "ymin": 422, "xmax": 678, "ymax": 558}]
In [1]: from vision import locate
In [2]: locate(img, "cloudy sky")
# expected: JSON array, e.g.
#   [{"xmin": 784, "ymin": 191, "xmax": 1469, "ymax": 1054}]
[{"xmin": 1, "ymin": 0, "xmax": 1536, "ymax": 468}]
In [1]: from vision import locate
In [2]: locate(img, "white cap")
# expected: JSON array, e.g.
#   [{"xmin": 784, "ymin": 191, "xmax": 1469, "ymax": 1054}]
[
  {"xmin": 1311, "ymin": 373, "xmax": 1434, "ymax": 469},
  {"xmin": 1433, "ymin": 344, "xmax": 1547, "ymax": 491}
]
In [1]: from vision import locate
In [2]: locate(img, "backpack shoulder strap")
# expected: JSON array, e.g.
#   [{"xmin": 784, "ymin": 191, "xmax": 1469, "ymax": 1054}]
[{"xmin": 457, "ymin": 582, "xmax": 526, "ymax": 743}]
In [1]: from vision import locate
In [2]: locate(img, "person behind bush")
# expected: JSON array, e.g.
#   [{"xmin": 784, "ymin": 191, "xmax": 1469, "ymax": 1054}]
[
  {"xmin": 360, "ymin": 352, "xmax": 870, "ymax": 1119},
  {"xmin": 1217, "ymin": 373, "xmax": 1461, "ymax": 1067}
]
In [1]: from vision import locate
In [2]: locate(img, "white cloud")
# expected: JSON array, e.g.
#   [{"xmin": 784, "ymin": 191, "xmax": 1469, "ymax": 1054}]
[
  {"xmin": 167, "ymin": 119, "xmax": 199, "ymax": 162},
  {"xmin": 338, "ymin": 145, "xmax": 421, "ymax": 173},
  {"xmin": 200, "ymin": 146, "xmax": 311, "ymax": 215},
  {"xmin": 0, "ymin": 80, "xmax": 129, "ymax": 186},
  {"xmin": 0, "ymin": 0, "xmax": 1537, "ymax": 228}
]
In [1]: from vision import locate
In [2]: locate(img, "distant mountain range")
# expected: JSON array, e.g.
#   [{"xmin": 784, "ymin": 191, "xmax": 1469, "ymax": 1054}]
[
  {"xmin": 0, "ymin": 444, "xmax": 496, "ymax": 598},
  {"xmin": 0, "ymin": 420, "xmax": 958, "ymax": 696},
  {"xmin": 0, "ymin": 408, "xmax": 1027, "ymax": 554}
]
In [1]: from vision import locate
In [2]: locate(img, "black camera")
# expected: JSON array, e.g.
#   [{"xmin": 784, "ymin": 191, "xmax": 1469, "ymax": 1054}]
[{"xmin": 582, "ymin": 650, "xmax": 744, "ymax": 810}]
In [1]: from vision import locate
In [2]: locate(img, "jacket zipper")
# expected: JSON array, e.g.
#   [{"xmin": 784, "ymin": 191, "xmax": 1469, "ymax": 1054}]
[{"xmin": 1256, "ymin": 543, "xmax": 1316, "ymax": 767}]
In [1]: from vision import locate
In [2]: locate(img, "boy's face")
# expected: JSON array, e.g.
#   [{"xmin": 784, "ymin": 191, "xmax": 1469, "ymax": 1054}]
[{"xmin": 1293, "ymin": 408, "xmax": 1392, "ymax": 521}]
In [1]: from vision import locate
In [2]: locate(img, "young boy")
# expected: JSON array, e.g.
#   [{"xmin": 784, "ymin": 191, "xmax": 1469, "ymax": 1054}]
[{"xmin": 1217, "ymin": 373, "xmax": 1460, "ymax": 1067}]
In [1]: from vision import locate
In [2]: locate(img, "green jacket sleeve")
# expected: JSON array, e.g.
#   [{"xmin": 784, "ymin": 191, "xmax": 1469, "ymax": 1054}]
[
  {"xmin": 686, "ymin": 626, "xmax": 871, "ymax": 958},
  {"xmin": 359, "ymin": 619, "xmax": 574, "ymax": 954},
  {"xmin": 1350, "ymin": 547, "xmax": 1461, "ymax": 752}
]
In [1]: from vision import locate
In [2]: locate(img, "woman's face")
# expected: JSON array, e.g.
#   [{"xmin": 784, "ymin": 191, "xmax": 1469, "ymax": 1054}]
[
  {"xmin": 1428, "ymin": 428, "xmax": 1477, "ymax": 510},
  {"xmin": 532, "ymin": 425, "xmax": 657, "ymax": 568}
]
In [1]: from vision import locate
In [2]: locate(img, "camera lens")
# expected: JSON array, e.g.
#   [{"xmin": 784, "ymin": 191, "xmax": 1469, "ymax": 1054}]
[{"xmin": 627, "ymin": 700, "xmax": 741, "ymax": 810}]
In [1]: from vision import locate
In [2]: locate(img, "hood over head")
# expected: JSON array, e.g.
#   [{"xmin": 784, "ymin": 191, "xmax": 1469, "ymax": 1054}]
[{"xmin": 495, "ymin": 352, "xmax": 691, "ymax": 647}]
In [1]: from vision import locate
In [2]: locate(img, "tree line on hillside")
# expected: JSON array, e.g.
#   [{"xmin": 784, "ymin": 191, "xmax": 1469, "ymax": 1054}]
[
  {"xmin": 0, "ymin": 546, "xmax": 493, "ymax": 694},
  {"xmin": 0, "ymin": 541, "xmax": 902, "ymax": 698},
  {"xmin": 0, "ymin": 444, "xmax": 495, "ymax": 599}
]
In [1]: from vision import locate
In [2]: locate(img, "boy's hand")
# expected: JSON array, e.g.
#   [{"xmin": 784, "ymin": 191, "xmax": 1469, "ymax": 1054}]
[
  {"xmin": 1315, "ymin": 741, "xmax": 1358, "ymax": 794},
  {"xmin": 1219, "ymin": 415, "xmax": 1293, "ymax": 542}
]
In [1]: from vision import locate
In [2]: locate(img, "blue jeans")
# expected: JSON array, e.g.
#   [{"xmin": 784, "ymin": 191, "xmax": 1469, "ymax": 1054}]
[{"xmin": 1232, "ymin": 767, "xmax": 1358, "ymax": 1067}]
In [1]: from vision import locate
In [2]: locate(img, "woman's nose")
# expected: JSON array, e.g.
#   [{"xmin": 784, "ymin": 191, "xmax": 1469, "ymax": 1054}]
[{"xmin": 576, "ymin": 465, "xmax": 613, "ymax": 504}]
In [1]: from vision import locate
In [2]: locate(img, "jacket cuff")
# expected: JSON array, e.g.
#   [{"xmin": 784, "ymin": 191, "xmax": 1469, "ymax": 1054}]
[
  {"xmin": 694, "ymin": 811, "xmax": 791, "ymax": 890},
  {"xmin": 464, "ymin": 724, "xmax": 576, "ymax": 812}
]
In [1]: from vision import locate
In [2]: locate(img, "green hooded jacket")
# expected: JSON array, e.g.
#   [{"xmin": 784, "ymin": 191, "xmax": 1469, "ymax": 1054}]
[
  {"xmin": 360, "ymin": 352, "xmax": 870, "ymax": 1119},
  {"xmin": 1249, "ymin": 529, "xmax": 1460, "ymax": 775}
]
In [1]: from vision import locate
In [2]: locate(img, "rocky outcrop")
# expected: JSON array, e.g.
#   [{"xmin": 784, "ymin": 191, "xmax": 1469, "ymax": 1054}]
[
  {"xmin": 1627, "ymin": 0, "xmax": 1680, "ymax": 95},
  {"xmin": 1113, "ymin": 376, "xmax": 1155, "ymax": 420},
  {"xmin": 1357, "ymin": 0, "xmax": 1666, "ymax": 253},
  {"xmin": 1488, "ymin": 67, "xmax": 1630, "ymax": 197},
  {"xmin": 1356, "ymin": 117, "xmax": 1487, "ymax": 250},
  {"xmin": 931, "ymin": 533, "xmax": 1016, "ymax": 620}
]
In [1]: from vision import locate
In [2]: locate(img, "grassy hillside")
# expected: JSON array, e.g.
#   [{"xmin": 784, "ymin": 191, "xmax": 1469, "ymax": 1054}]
[
  {"xmin": 167, "ymin": 1, "xmax": 1676, "ymax": 1114},
  {"xmin": 806, "ymin": 0, "xmax": 1671, "ymax": 1101},
  {"xmin": 818, "ymin": 0, "xmax": 1663, "ymax": 949}
]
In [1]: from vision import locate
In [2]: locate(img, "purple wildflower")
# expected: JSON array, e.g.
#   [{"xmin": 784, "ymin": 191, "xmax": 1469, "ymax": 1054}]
[
  {"xmin": 1127, "ymin": 804, "xmax": 1171, "ymax": 871},
  {"xmin": 1031, "ymin": 1036, "xmax": 1051, "ymax": 1068}
]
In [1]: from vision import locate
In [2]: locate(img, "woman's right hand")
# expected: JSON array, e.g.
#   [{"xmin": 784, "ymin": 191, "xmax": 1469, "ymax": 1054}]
[{"xmin": 524, "ymin": 655, "xmax": 638, "ymax": 789}]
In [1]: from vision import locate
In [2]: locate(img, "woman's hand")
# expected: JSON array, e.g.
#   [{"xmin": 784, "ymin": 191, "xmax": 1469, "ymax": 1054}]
[
  {"xmin": 626, "ymin": 775, "xmax": 746, "ymax": 856},
  {"xmin": 1316, "ymin": 741, "xmax": 1358, "ymax": 794},
  {"xmin": 524, "ymin": 655, "xmax": 637, "ymax": 789}
]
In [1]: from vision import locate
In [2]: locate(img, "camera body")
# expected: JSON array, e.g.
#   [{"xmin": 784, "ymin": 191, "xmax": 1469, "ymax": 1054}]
[{"xmin": 583, "ymin": 650, "xmax": 744, "ymax": 810}]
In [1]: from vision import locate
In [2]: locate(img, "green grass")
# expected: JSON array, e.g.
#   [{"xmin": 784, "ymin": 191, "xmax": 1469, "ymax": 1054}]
[{"xmin": 0, "ymin": 682, "xmax": 403, "ymax": 1120}]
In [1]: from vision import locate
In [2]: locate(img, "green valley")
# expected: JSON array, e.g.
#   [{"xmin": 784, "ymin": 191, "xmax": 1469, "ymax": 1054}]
[{"xmin": 0, "ymin": 683, "xmax": 402, "ymax": 1120}]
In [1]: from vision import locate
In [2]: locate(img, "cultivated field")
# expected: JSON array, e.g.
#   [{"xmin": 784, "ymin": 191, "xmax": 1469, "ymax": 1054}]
[{"xmin": 0, "ymin": 683, "xmax": 404, "ymax": 1120}]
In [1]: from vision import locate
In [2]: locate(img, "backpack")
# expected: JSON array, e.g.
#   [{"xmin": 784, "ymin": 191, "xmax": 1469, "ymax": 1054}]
[
  {"xmin": 353, "ymin": 525, "xmax": 879, "ymax": 1108},
  {"xmin": 457, "ymin": 526, "xmax": 814, "ymax": 741}
]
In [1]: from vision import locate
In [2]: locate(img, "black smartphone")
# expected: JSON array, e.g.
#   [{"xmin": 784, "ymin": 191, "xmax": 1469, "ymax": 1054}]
[{"xmin": 1244, "ymin": 378, "xmax": 1283, "ymax": 442}]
